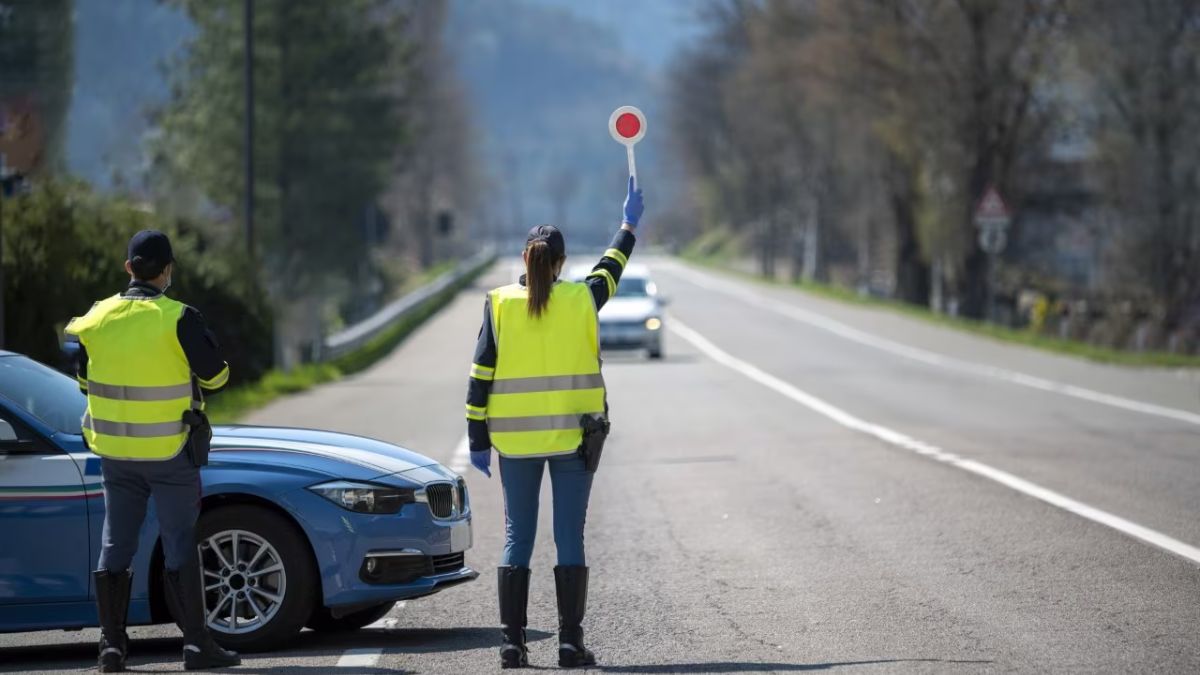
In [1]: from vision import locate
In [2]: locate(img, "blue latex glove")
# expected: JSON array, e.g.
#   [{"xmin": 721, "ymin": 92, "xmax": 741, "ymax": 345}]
[
  {"xmin": 623, "ymin": 175, "xmax": 644, "ymax": 227},
  {"xmin": 470, "ymin": 449, "xmax": 491, "ymax": 478}
]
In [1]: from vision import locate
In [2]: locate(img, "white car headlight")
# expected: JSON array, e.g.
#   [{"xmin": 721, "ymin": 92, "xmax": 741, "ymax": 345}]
[
  {"xmin": 645, "ymin": 317, "xmax": 662, "ymax": 331},
  {"xmin": 308, "ymin": 480, "xmax": 416, "ymax": 514}
]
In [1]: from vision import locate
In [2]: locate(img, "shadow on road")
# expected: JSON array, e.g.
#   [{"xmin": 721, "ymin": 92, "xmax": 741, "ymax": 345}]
[
  {"xmin": 0, "ymin": 626, "xmax": 549, "ymax": 674},
  {"xmin": 598, "ymin": 659, "xmax": 994, "ymax": 673}
]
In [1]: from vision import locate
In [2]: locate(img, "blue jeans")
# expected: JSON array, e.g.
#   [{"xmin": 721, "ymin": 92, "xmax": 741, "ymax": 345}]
[
  {"xmin": 499, "ymin": 453, "xmax": 593, "ymax": 568},
  {"xmin": 98, "ymin": 451, "xmax": 201, "ymax": 572}
]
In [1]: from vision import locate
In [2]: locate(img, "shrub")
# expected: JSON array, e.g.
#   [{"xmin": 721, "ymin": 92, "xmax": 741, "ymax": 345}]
[{"xmin": 1, "ymin": 178, "xmax": 272, "ymax": 379}]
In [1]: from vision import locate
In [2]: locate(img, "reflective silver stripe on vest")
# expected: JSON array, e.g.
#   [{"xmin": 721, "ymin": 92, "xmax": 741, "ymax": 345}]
[
  {"xmin": 488, "ymin": 413, "xmax": 599, "ymax": 433},
  {"xmin": 87, "ymin": 381, "xmax": 193, "ymax": 402},
  {"xmin": 84, "ymin": 413, "xmax": 186, "ymax": 438},
  {"xmin": 490, "ymin": 373, "xmax": 606, "ymax": 395}
]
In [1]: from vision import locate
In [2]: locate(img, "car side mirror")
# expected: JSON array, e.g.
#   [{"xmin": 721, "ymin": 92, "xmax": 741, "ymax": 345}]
[
  {"xmin": 0, "ymin": 419, "xmax": 19, "ymax": 443},
  {"xmin": 657, "ymin": 296, "xmax": 671, "ymax": 307}
]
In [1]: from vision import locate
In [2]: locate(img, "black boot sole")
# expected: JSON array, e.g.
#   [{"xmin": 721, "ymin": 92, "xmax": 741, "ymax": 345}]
[
  {"xmin": 98, "ymin": 656, "xmax": 126, "ymax": 673},
  {"xmin": 500, "ymin": 645, "xmax": 529, "ymax": 669},
  {"xmin": 559, "ymin": 646, "xmax": 596, "ymax": 668}
]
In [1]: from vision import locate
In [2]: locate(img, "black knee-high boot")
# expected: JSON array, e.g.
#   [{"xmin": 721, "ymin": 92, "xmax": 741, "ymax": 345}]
[
  {"xmin": 554, "ymin": 565, "xmax": 596, "ymax": 668},
  {"xmin": 164, "ymin": 563, "xmax": 241, "ymax": 670},
  {"xmin": 94, "ymin": 569, "xmax": 133, "ymax": 673},
  {"xmin": 497, "ymin": 566, "xmax": 531, "ymax": 668}
]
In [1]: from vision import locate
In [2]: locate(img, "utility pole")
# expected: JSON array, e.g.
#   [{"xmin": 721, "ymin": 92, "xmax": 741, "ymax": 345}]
[{"xmin": 244, "ymin": 0, "xmax": 255, "ymax": 260}]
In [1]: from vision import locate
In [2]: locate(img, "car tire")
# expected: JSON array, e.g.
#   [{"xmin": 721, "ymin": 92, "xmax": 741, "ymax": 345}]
[
  {"xmin": 193, "ymin": 505, "xmax": 318, "ymax": 653},
  {"xmin": 648, "ymin": 346, "xmax": 664, "ymax": 359},
  {"xmin": 306, "ymin": 602, "xmax": 394, "ymax": 633}
]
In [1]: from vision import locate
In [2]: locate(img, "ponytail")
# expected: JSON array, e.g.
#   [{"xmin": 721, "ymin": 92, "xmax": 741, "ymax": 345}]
[{"xmin": 525, "ymin": 240, "xmax": 561, "ymax": 318}]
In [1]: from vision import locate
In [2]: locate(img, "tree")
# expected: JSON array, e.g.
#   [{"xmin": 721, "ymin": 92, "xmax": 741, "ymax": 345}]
[
  {"xmin": 1071, "ymin": 0, "xmax": 1200, "ymax": 331},
  {"xmin": 382, "ymin": 0, "xmax": 482, "ymax": 270},
  {"xmin": 155, "ymin": 0, "xmax": 408, "ymax": 367},
  {"xmin": 0, "ymin": 0, "xmax": 73, "ymax": 172},
  {"xmin": 818, "ymin": 0, "xmax": 1067, "ymax": 316}
]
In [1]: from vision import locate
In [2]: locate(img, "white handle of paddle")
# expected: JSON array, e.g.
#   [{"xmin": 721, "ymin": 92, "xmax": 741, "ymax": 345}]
[{"xmin": 626, "ymin": 144, "xmax": 638, "ymax": 189}]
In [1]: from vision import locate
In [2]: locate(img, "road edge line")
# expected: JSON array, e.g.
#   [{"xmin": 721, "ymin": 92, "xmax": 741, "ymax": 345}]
[
  {"xmin": 337, "ymin": 647, "xmax": 382, "ymax": 668},
  {"xmin": 663, "ymin": 262, "xmax": 1200, "ymax": 428},
  {"xmin": 667, "ymin": 316, "xmax": 1200, "ymax": 566}
]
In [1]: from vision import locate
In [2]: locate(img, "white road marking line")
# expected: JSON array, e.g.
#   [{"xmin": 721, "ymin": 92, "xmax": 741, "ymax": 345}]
[
  {"xmin": 336, "ymin": 647, "xmax": 382, "ymax": 668},
  {"xmin": 449, "ymin": 433, "xmax": 470, "ymax": 473},
  {"xmin": 668, "ymin": 317, "xmax": 1200, "ymax": 566},
  {"xmin": 363, "ymin": 602, "xmax": 407, "ymax": 630},
  {"xmin": 663, "ymin": 262, "xmax": 1200, "ymax": 428}
]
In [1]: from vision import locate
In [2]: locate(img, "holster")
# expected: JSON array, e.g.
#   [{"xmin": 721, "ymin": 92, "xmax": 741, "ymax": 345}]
[
  {"xmin": 181, "ymin": 409, "xmax": 212, "ymax": 467},
  {"xmin": 578, "ymin": 414, "xmax": 609, "ymax": 473}
]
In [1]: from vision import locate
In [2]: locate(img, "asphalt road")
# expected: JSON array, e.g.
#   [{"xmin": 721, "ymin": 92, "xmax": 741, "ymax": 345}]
[{"xmin": 4, "ymin": 258, "xmax": 1198, "ymax": 673}]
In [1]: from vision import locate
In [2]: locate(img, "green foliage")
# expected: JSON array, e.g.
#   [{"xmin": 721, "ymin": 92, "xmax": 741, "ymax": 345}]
[
  {"xmin": 205, "ymin": 363, "xmax": 340, "ymax": 424},
  {"xmin": 681, "ymin": 227, "xmax": 742, "ymax": 263},
  {"xmin": 155, "ymin": 0, "xmax": 408, "ymax": 296},
  {"xmin": 0, "ymin": 178, "xmax": 273, "ymax": 379}
]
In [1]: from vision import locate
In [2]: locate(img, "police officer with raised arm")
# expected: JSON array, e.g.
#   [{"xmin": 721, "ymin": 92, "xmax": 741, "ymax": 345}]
[
  {"xmin": 66, "ymin": 231, "xmax": 239, "ymax": 672},
  {"xmin": 466, "ymin": 177, "xmax": 644, "ymax": 669}
]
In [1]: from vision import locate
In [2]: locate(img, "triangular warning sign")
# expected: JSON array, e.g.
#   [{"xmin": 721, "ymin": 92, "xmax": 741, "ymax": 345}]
[{"xmin": 975, "ymin": 185, "xmax": 1010, "ymax": 220}]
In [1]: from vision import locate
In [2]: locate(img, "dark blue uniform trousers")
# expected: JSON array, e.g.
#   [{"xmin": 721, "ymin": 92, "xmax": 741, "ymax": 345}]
[
  {"xmin": 98, "ymin": 452, "xmax": 200, "ymax": 573},
  {"xmin": 499, "ymin": 453, "xmax": 593, "ymax": 568}
]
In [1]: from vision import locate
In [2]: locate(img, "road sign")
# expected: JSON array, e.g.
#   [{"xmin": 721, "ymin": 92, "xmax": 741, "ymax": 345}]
[
  {"xmin": 974, "ymin": 184, "xmax": 1011, "ymax": 233},
  {"xmin": 978, "ymin": 228, "xmax": 1007, "ymax": 255},
  {"xmin": 609, "ymin": 105, "xmax": 646, "ymax": 186}
]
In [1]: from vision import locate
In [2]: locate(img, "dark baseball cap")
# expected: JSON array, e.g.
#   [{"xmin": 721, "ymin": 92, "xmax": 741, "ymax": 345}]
[
  {"xmin": 526, "ymin": 224, "xmax": 565, "ymax": 257},
  {"xmin": 127, "ymin": 230, "xmax": 175, "ymax": 267}
]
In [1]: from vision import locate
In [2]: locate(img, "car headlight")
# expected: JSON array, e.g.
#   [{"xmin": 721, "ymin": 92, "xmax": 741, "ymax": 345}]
[
  {"xmin": 308, "ymin": 480, "xmax": 416, "ymax": 514},
  {"xmin": 645, "ymin": 317, "xmax": 662, "ymax": 331}
]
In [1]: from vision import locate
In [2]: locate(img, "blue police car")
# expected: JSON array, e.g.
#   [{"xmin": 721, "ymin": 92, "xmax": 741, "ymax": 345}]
[{"xmin": 0, "ymin": 350, "xmax": 477, "ymax": 652}]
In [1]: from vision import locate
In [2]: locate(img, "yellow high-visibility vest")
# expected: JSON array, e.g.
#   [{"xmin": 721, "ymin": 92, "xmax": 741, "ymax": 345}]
[
  {"xmin": 487, "ymin": 282, "xmax": 606, "ymax": 458},
  {"xmin": 65, "ymin": 294, "xmax": 196, "ymax": 461}
]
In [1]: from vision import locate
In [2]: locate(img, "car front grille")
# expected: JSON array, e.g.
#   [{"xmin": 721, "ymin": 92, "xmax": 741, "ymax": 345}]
[
  {"xmin": 431, "ymin": 552, "xmax": 465, "ymax": 575},
  {"xmin": 426, "ymin": 483, "xmax": 454, "ymax": 518}
]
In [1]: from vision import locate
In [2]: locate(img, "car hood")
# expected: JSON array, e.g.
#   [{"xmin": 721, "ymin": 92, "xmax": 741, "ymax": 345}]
[
  {"xmin": 211, "ymin": 425, "xmax": 440, "ymax": 481},
  {"xmin": 599, "ymin": 298, "xmax": 658, "ymax": 322}
]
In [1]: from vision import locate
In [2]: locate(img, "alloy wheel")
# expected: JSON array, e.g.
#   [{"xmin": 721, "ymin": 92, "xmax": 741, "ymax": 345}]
[{"xmin": 200, "ymin": 529, "xmax": 287, "ymax": 634}]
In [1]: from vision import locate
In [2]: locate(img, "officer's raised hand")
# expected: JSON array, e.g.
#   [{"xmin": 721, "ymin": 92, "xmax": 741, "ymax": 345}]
[{"xmin": 622, "ymin": 175, "xmax": 644, "ymax": 228}]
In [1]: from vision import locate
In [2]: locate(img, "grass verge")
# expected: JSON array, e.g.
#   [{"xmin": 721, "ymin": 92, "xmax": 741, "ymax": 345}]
[
  {"xmin": 206, "ymin": 256, "xmax": 494, "ymax": 423},
  {"xmin": 683, "ymin": 255, "xmax": 1200, "ymax": 369}
]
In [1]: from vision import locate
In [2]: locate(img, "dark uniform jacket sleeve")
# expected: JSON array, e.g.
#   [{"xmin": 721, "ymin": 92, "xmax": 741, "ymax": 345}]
[
  {"xmin": 464, "ymin": 226, "xmax": 636, "ymax": 452},
  {"xmin": 74, "ymin": 344, "xmax": 89, "ymax": 393},
  {"xmin": 178, "ymin": 307, "xmax": 231, "ymax": 394},
  {"xmin": 582, "ymin": 227, "xmax": 636, "ymax": 311},
  {"xmin": 466, "ymin": 300, "xmax": 497, "ymax": 452}
]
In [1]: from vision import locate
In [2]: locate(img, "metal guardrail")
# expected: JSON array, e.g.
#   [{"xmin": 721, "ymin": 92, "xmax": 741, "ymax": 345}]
[{"xmin": 321, "ymin": 247, "xmax": 496, "ymax": 362}]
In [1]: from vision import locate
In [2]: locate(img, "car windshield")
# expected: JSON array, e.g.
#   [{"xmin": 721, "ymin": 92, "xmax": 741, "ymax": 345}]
[
  {"xmin": 615, "ymin": 278, "xmax": 649, "ymax": 298},
  {"xmin": 0, "ymin": 356, "xmax": 87, "ymax": 435}
]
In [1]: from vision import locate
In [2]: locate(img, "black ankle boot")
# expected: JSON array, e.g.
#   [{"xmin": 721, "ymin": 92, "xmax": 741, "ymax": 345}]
[
  {"xmin": 164, "ymin": 564, "xmax": 241, "ymax": 671},
  {"xmin": 94, "ymin": 569, "xmax": 133, "ymax": 673},
  {"xmin": 497, "ymin": 566, "xmax": 531, "ymax": 668},
  {"xmin": 554, "ymin": 565, "xmax": 596, "ymax": 668}
]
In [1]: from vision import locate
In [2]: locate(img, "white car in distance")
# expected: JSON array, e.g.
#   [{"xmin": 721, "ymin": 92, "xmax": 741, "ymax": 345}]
[{"xmin": 569, "ymin": 263, "xmax": 665, "ymax": 359}]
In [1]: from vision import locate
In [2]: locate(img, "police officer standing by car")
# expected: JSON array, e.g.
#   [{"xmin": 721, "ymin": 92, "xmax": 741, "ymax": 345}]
[
  {"xmin": 466, "ymin": 176, "xmax": 644, "ymax": 668},
  {"xmin": 65, "ymin": 231, "xmax": 240, "ymax": 672}
]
